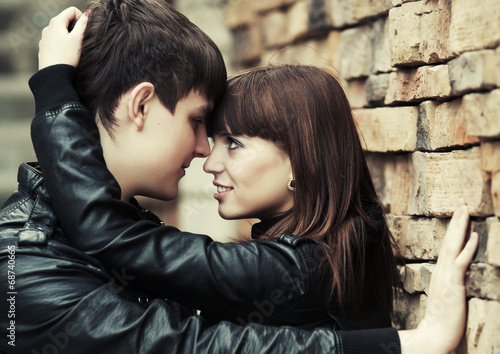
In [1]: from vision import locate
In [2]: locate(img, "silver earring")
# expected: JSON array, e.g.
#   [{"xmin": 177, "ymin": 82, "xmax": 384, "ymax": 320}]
[{"xmin": 287, "ymin": 178, "xmax": 296, "ymax": 192}]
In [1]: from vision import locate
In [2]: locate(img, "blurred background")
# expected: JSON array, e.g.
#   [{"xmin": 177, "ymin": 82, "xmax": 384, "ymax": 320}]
[{"xmin": 0, "ymin": 0, "xmax": 241, "ymax": 242}]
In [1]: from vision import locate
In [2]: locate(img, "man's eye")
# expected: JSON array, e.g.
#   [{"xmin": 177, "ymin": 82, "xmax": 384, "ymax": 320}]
[{"xmin": 192, "ymin": 119, "xmax": 204, "ymax": 129}]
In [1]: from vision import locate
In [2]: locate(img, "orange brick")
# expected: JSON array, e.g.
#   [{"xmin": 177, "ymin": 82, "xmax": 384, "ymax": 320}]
[
  {"xmin": 260, "ymin": 9, "xmax": 288, "ymax": 49},
  {"xmin": 492, "ymin": 171, "xmax": 500, "ymax": 218},
  {"xmin": 338, "ymin": 17, "xmax": 390, "ymax": 80},
  {"xmin": 326, "ymin": 0, "xmax": 355, "ymax": 28},
  {"xmin": 484, "ymin": 217, "xmax": 500, "ymax": 267},
  {"xmin": 387, "ymin": 215, "xmax": 448, "ymax": 261},
  {"xmin": 393, "ymin": 288, "xmax": 427, "ymax": 330},
  {"xmin": 460, "ymin": 298, "xmax": 500, "ymax": 354},
  {"xmin": 408, "ymin": 147, "xmax": 493, "ymax": 217},
  {"xmin": 355, "ymin": 107, "xmax": 418, "ymax": 152},
  {"xmin": 385, "ymin": 65, "xmax": 452, "ymax": 104},
  {"xmin": 448, "ymin": 50, "xmax": 498, "ymax": 96},
  {"xmin": 225, "ymin": 0, "xmax": 257, "ymax": 29},
  {"xmin": 450, "ymin": 0, "xmax": 500, "ymax": 54},
  {"xmin": 262, "ymin": 37, "xmax": 332, "ymax": 68},
  {"xmin": 463, "ymin": 90, "xmax": 500, "ymax": 138},
  {"xmin": 389, "ymin": 0, "xmax": 453, "ymax": 66},
  {"xmin": 234, "ymin": 24, "xmax": 263, "ymax": 64},
  {"xmin": 251, "ymin": 0, "xmax": 296, "ymax": 13},
  {"xmin": 366, "ymin": 153, "xmax": 411, "ymax": 213},
  {"xmin": 417, "ymin": 99, "xmax": 480, "ymax": 151},
  {"xmin": 345, "ymin": 79, "xmax": 368, "ymax": 109},
  {"xmin": 366, "ymin": 73, "xmax": 391, "ymax": 106},
  {"xmin": 287, "ymin": 0, "xmax": 309, "ymax": 41},
  {"xmin": 349, "ymin": 0, "xmax": 392, "ymax": 21}
]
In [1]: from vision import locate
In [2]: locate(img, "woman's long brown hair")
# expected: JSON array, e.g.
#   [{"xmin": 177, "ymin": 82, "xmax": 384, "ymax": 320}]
[{"xmin": 209, "ymin": 65, "xmax": 399, "ymax": 326}]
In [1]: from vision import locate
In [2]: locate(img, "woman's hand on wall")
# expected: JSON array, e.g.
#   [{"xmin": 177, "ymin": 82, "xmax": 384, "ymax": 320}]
[{"xmin": 399, "ymin": 199, "xmax": 478, "ymax": 354}]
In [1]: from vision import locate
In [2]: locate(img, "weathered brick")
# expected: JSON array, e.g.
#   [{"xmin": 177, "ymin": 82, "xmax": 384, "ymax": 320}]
[
  {"xmin": 387, "ymin": 215, "xmax": 448, "ymax": 261},
  {"xmin": 338, "ymin": 17, "xmax": 391, "ymax": 80},
  {"xmin": 349, "ymin": 0, "xmax": 392, "ymax": 21},
  {"xmin": 481, "ymin": 141, "xmax": 500, "ymax": 173},
  {"xmin": 482, "ymin": 217, "xmax": 500, "ymax": 267},
  {"xmin": 233, "ymin": 24, "xmax": 263, "ymax": 64},
  {"xmin": 354, "ymin": 107, "xmax": 418, "ymax": 152},
  {"xmin": 366, "ymin": 153, "xmax": 396, "ymax": 210},
  {"xmin": 401, "ymin": 263, "xmax": 436, "ymax": 294},
  {"xmin": 325, "ymin": 0, "xmax": 355, "ymax": 28},
  {"xmin": 449, "ymin": 0, "xmax": 500, "ymax": 54},
  {"xmin": 389, "ymin": 0, "xmax": 453, "ymax": 66},
  {"xmin": 408, "ymin": 147, "xmax": 493, "ymax": 217},
  {"xmin": 392, "ymin": 288, "xmax": 427, "ymax": 330},
  {"xmin": 225, "ymin": 0, "xmax": 257, "ymax": 29},
  {"xmin": 306, "ymin": 0, "xmax": 333, "ymax": 33},
  {"xmin": 371, "ymin": 17, "xmax": 392, "ymax": 74},
  {"xmin": 260, "ymin": 10, "xmax": 288, "ymax": 48},
  {"xmin": 345, "ymin": 79, "xmax": 368, "ymax": 109},
  {"xmin": 497, "ymin": 47, "xmax": 500, "ymax": 87},
  {"xmin": 287, "ymin": 0, "xmax": 309, "ymax": 41},
  {"xmin": 463, "ymin": 90, "xmax": 500, "ymax": 138},
  {"xmin": 459, "ymin": 298, "xmax": 500, "ymax": 354},
  {"xmin": 385, "ymin": 65, "xmax": 452, "ymax": 105},
  {"xmin": 366, "ymin": 153, "xmax": 410, "ymax": 214},
  {"xmin": 448, "ymin": 50, "xmax": 498, "ymax": 96},
  {"xmin": 251, "ymin": 0, "xmax": 296, "ymax": 13},
  {"xmin": 417, "ymin": 99, "xmax": 480, "ymax": 151},
  {"xmin": 326, "ymin": 30, "xmax": 341, "ymax": 70},
  {"xmin": 338, "ymin": 25, "xmax": 371, "ymax": 79},
  {"xmin": 264, "ymin": 37, "xmax": 332, "ymax": 67},
  {"xmin": 466, "ymin": 263, "xmax": 500, "ymax": 302},
  {"xmin": 366, "ymin": 73, "xmax": 391, "ymax": 106},
  {"xmin": 492, "ymin": 171, "xmax": 500, "ymax": 218}
]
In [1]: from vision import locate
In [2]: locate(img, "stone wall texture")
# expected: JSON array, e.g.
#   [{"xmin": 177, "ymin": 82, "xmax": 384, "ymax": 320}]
[{"xmin": 224, "ymin": 0, "xmax": 500, "ymax": 351}]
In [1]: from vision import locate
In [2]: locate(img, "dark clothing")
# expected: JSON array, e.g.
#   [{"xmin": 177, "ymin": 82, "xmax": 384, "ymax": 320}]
[
  {"xmin": 0, "ymin": 64, "xmax": 401, "ymax": 353},
  {"xmin": 30, "ymin": 64, "xmax": 385, "ymax": 330},
  {"xmin": 0, "ymin": 164, "xmax": 345, "ymax": 353}
]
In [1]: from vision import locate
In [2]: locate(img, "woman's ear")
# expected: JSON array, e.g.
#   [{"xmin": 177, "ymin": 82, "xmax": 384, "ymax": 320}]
[{"xmin": 128, "ymin": 82, "xmax": 155, "ymax": 130}]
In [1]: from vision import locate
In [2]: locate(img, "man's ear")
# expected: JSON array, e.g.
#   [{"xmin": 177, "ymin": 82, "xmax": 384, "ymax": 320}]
[{"xmin": 128, "ymin": 82, "xmax": 155, "ymax": 130}]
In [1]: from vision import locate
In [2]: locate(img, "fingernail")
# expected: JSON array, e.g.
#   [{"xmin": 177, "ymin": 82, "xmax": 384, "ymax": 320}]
[{"xmin": 84, "ymin": 9, "xmax": 92, "ymax": 16}]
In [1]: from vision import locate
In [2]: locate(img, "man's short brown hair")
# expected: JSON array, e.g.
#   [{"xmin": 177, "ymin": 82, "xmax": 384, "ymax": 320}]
[{"xmin": 77, "ymin": 0, "xmax": 227, "ymax": 132}]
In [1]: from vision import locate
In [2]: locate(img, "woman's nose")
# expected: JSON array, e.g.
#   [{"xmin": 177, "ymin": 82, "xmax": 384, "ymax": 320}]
[{"xmin": 203, "ymin": 146, "xmax": 223, "ymax": 174}]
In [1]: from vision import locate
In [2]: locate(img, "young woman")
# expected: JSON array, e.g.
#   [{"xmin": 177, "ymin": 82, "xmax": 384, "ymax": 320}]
[
  {"xmin": 203, "ymin": 64, "xmax": 399, "ymax": 329},
  {"xmin": 29, "ymin": 8, "xmax": 478, "ymax": 353}
]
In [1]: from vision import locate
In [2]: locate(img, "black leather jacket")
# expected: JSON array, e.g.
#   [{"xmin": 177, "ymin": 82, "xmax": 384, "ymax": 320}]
[{"xmin": 0, "ymin": 163, "xmax": 346, "ymax": 353}]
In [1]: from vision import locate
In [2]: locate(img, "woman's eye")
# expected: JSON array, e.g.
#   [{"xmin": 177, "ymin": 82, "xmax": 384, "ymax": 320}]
[{"xmin": 226, "ymin": 137, "xmax": 241, "ymax": 150}]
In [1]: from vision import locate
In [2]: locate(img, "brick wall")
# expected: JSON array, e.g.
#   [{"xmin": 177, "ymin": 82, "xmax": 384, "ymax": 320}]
[{"xmin": 224, "ymin": 0, "xmax": 500, "ymax": 351}]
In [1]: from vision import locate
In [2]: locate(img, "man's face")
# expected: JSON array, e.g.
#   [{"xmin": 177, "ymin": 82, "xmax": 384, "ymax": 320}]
[{"xmin": 131, "ymin": 89, "xmax": 212, "ymax": 200}]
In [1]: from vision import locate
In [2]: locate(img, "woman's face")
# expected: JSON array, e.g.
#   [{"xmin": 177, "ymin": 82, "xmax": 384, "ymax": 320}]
[{"xmin": 203, "ymin": 133, "xmax": 294, "ymax": 220}]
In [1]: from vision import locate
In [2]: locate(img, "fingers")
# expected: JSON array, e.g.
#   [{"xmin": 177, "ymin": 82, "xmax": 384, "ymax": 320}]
[
  {"xmin": 71, "ymin": 10, "xmax": 90, "ymax": 39},
  {"xmin": 37, "ymin": 6, "xmax": 90, "ymax": 70},
  {"xmin": 51, "ymin": 6, "xmax": 83, "ymax": 28},
  {"xmin": 454, "ymin": 231, "xmax": 478, "ymax": 275},
  {"xmin": 440, "ymin": 203, "xmax": 470, "ymax": 262}
]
